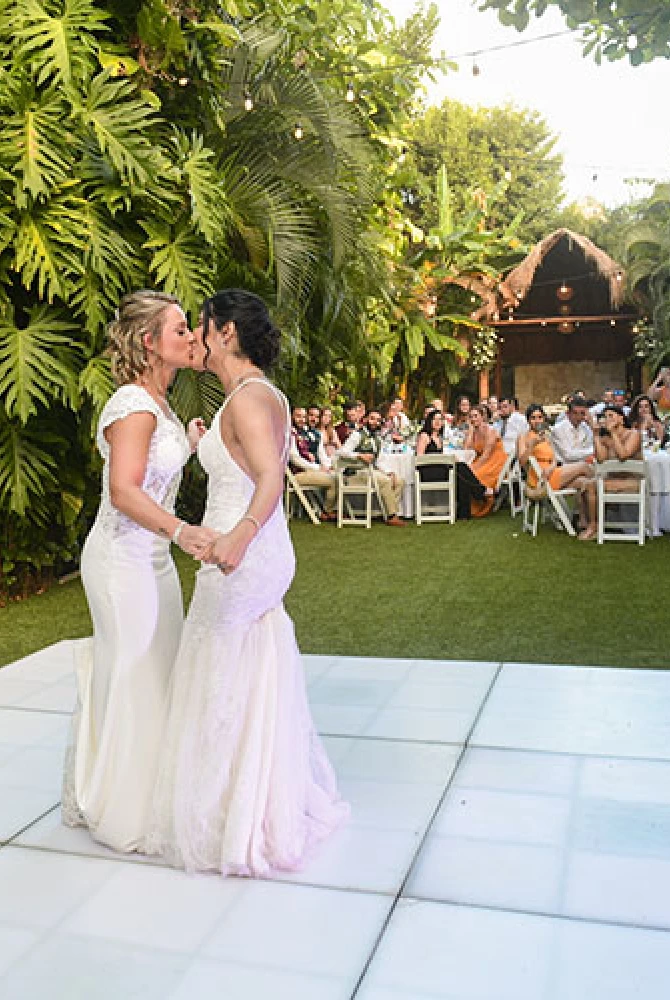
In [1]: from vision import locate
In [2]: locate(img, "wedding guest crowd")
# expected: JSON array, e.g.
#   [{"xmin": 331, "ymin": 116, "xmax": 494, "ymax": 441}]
[{"xmin": 287, "ymin": 377, "xmax": 666, "ymax": 534}]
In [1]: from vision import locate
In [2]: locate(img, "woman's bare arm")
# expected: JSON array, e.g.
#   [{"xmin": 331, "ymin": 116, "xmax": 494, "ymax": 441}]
[{"xmin": 207, "ymin": 384, "xmax": 286, "ymax": 571}]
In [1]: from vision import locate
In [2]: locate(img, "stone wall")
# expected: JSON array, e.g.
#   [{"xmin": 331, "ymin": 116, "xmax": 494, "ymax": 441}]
[{"xmin": 514, "ymin": 360, "xmax": 626, "ymax": 409}]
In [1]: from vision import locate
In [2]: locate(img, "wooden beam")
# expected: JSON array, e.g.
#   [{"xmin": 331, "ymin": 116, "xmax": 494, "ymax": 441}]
[{"xmin": 492, "ymin": 314, "xmax": 636, "ymax": 328}]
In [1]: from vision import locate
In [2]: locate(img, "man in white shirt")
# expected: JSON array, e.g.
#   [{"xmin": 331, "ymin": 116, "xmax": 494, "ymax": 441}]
[
  {"xmin": 551, "ymin": 397, "xmax": 595, "ymax": 465},
  {"xmin": 498, "ymin": 397, "xmax": 528, "ymax": 455},
  {"xmin": 289, "ymin": 407, "xmax": 338, "ymax": 521},
  {"xmin": 590, "ymin": 388, "xmax": 616, "ymax": 419},
  {"xmin": 340, "ymin": 410, "xmax": 406, "ymax": 526}
]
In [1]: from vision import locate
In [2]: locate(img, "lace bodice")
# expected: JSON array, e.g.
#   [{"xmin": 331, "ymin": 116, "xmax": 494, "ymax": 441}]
[{"xmin": 93, "ymin": 385, "xmax": 190, "ymax": 539}]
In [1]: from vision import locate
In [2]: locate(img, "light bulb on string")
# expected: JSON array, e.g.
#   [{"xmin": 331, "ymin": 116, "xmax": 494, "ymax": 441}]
[
  {"xmin": 178, "ymin": 77, "xmax": 189, "ymax": 87},
  {"xmin": 626, "ymin": 33, "xmax": 638, "ymax": 51},
  {"xmin": 294, "ymin": 123, "xmax": 304, "ymax": 140},
  {"xmin": 503, "ymin": 168, "xmax": 512, "ymax": 182},
  {"xmin": 243, "ymin": 90, "xmax": 254, "ymax": 112},
  {"xmin": 345, "ymin": 82, "xmax": 355, "ymax": 102}
]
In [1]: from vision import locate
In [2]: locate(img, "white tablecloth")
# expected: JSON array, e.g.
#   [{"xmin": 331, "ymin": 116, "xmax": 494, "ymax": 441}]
[
  {"xmin": 645, "ymin": 450, "xmax": 670, "ymax": 537},
  {"xmin": 377, "ymin": 450, "xmax": 475, "ymax": 518}
]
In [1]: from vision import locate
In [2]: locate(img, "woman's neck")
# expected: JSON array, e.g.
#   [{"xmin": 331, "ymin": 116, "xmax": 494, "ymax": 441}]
[
  {"xmin": 210, "ymin": 356, "xmax": 264, "ymax": 395},
  {"xmin": 138, "ymin": 367, "xmax": 173, "ymax": 400}
]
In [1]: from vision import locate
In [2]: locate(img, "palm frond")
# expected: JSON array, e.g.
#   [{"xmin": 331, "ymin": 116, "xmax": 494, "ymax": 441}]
[
  {"xmin": 0, "ymin": 77, "xmax": 75, "ymax": 205},
  {"xmin": 70, "ymin": 72, "xmax": 163, "ymax": 187},
  {"xmin": 0, "ymin": 411, "xmax": 60, "ymax": 516},
  {"xmin": 9, "ymin": 0, "xmax": 107, "ymax": 85},
  {"xmin": 14, "ymin": 195, "xmax": 86, "ymax": 300},
  {"xmin": 0, "ymin": 304, "xmax": 80, "ymax": 422},
  {"xmin": 140, "ymin": 218, "xmax": 214, "ymax": 315},
  {"xmin": 78, "ymin": 353, "xmax": 114, "ymax": 424}
]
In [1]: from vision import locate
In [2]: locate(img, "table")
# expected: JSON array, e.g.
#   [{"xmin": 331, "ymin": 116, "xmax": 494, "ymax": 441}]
[
  {"xmin": 645, "ymin": 449, "xmax": 670, "ymax": 537},
  {"xmin": 377, "ymin": 450, "xmax": 475, "ymax": 519}
]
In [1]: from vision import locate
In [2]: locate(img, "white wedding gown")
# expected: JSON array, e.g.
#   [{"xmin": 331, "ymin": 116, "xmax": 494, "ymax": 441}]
[
  {"xmin": 147, "ymin": 378, "xmax": 348, "ymax": 875},
  {"xmin": 62, "ymin": 385, "xmax": 190, "ymax": 851}
]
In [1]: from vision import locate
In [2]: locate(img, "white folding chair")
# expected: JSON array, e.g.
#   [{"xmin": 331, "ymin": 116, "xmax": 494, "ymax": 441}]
[
  {"xmin": 595, "ymin": 460, "xmax": 647, "ymax": 545},
  {"xmin": 522, "ymin": 456, "xmax": 578, "ymax": 537},
  {"xmin": 496, "ymin": 452, "xmax": 524, "ymax": 517},
  {"xmin": 414, "ymin": 454, "xmax": 456, "ymax": 524},
  {"xmin": 284, "ymin": 468, "xmax": 322, "ymax": 525},
  {"xmin": 334, "ymin": 457, "xmax": 384, "ymax": 528}
]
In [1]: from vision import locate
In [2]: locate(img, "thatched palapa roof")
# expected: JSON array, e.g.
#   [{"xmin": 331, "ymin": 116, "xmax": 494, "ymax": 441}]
[{"xmin": 474, "ymin": 228, "xmax": 626, "ymax": 324}]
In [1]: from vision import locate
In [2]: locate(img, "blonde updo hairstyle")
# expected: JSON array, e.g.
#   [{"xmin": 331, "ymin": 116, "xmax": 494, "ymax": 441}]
[{"xmin": 107, "ymin": 290, "xmax": 180, "ymax": 386}]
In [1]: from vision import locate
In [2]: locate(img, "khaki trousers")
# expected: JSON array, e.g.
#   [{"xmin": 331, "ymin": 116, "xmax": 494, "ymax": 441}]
[
  {"xmin": 348, "ymin": 469, "xmax": 404, "ymax": 518},
  {"xmin": 294, "ymin": 469, "xmax": 338, "ymax": 512}
]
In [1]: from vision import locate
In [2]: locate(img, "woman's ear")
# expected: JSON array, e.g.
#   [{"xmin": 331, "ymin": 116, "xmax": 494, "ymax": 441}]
[
  {"xmin": 220, "ymin": 321, "xmax": 236, "ymax": 347},
  {"xmin": 141, "ymin": 330, "xmax": 154, "ymax": 356}
]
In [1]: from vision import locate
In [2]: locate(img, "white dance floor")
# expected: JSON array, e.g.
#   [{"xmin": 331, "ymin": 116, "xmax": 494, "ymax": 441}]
[{"xmin": 2, "ymin": 642, "xmax": 670, "ymax": 998}]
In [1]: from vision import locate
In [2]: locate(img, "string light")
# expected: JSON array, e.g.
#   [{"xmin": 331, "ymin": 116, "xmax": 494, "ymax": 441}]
[
  {"xmin": 346, "ymin": 81, "xmax": 355, "ymax": 102},
  {"xmin": 626, "ymin": 33, "xmax": 638, "ymax": 50},
  {"xmin": 243, "ymin": 90, "xmax": 254, "ymax": 112},
  {"xmin": 504, "ymin": 168, "xmax": 512, "ymax": 181},
  {"xmin": 178, "ymin": 77, "xmax": 189, "ymax": 87},
  {"xmin": 294, "ymin": 122, "xmax": 304, "ymax": 140}
]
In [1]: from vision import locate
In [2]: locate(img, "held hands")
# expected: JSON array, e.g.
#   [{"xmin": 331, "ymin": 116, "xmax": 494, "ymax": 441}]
[
  {"xmin": 203, "ymin": 523, "xmax": 254, "ymax": 575},
  {"xmin": 187, "ymin": 417, "xmax": 207, "ymax": 452},
  {"xmin": 176, "ymin": 524, "xmax": 218, "ymax": 560}
]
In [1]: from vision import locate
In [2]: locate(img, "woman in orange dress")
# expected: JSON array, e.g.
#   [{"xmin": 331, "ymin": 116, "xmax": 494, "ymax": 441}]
[
  {"xmin": 463, "ymin": 404, "xmax": 508, "ymax": 516},
  {"xmin": 517, "ymin": 404, "xmax": 594, "ymax": 530}
]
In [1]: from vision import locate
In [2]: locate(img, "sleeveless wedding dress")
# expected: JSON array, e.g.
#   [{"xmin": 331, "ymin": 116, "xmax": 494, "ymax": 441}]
[
  {"xmin": 147, "ymin": 378, "xmax": 348, "ymax": 875},
  {"xmin": 62, "ymin": 384, "xmax": 190, "ymax": 851}
]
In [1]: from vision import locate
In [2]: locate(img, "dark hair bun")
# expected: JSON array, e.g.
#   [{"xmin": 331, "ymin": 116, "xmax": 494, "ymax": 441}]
[{"xmin": 203, "ymin": 289, "xmax": 281, "ymax": 370}]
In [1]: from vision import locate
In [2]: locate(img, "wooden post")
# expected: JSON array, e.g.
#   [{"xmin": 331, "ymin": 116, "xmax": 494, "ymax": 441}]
[
  {"xmin": 478, "ymin": 369, "xmax": 489, "ymax": 401},
  {"xmin": 495, "ymin": 348, "xmax": 502, "ymax": 399}
]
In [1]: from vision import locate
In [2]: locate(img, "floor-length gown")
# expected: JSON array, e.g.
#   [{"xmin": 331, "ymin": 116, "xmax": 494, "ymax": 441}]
[
  {"xmin": 147, "ymin": 378, "xmax": 349, "ymax": 876},
  {"xmin": 61, "ymin": 385, "xmax": 190, "ymax": 851}
]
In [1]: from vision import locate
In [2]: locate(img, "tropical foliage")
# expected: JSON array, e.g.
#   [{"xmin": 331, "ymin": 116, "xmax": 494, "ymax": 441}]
[
  {"xmin": 405, "ymin": 98, "xmax": 564, "ymax": 242},
  {"xmin": 620, "ymin": 184, "xmax": 670, "ymax": 368},
  {"xmin": 480, "ymin": 0, "xmax": 670, "ymax": 64}
]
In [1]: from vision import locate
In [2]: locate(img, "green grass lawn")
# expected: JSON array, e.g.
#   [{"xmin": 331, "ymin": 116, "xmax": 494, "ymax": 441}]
[{"xmin": 1, "ymin": 514, "xmax": 669, "ymax": 669}]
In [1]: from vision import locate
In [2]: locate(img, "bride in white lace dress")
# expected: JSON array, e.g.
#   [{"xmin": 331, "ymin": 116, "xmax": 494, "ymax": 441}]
[
  {"xmin": 148, "ymin": 289, "xmax": 348, "ymax": 875},
  {"xmin": 62, "ymin": 291, "xmax": 216, "ymax": 852}
]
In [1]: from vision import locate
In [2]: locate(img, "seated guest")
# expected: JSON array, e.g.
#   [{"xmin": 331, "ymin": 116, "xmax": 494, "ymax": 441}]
[
  {"xmin": 335, "ymin": 400, "xmax": 359, "ymax": 445},
  {"xmin": 629, "ymin": 394, "xmax": 666, "ymax": 447},
  {"xmin": 518, "ymin": 404, "xmax": 594, "ymax": 528},
  {"xmin": 393, "ymin": 396, "xmax": 411, "ymax": 432},
  {"xmin": 380, "ymin": 400, "xmax": 404, "ymax": 448},
  {"xmin": 463, "ymin": 404, "xmax": 508, "ymax": 517},
  {"xmin": 356, "ymin": 399, "xmax": 367, "ymax": 427},
  {"xmin": 289, "ymin": 406, "xmax": 338, "ymax": 521},
  {"xmin": 453, "ymin": 395, "xmax": 471, "ymax": 433},
  {"xmin": 305, "ymin": 405, "xmax": 330, "ymax": 465},
  {"xmin": 550, "ymin": 396, "xmax": 594, "ymax": 465},
  {"xmin": 486, "ymin": 395, "xmax": 500, "ymax": 423},
  {"xmin": 339, "ymin": 409, "xmax": 405, "ymax": 526},
  {"xmin": 578, "ymin": 404, "xmax": 643, "ymax": 541},
  {"xmin": 416, "ymin": 408, "xmax": 447, "ymax": 482},
  {"xmin": 429, "ymin": 397, "xmax": 444, "ymax": 413},
  {"xmin": 498, "ymin": 396, "xmax": 528, "ymax": 455},
  {"xmin": 613, "ymin": 389, "xmax": 631, "ymax": 416},
  {"xmin": 647, "ymin": 366, "xmax": 670, "ymax": 420},
  {"xmin": 590, "ymin": 388, "xmax": 615, "ymax": 418},
  {"xmin": 319, "ymin": 406, "xmax": 341, "ymax": 457}
]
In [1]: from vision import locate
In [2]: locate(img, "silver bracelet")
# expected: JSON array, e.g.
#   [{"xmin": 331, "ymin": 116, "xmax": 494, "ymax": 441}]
[
  {"xmin": 241, "ymin": 514, "xmax": 261, "ymax": 533},
  {"xmin": 171, "ymin": 520, "xmax": 186, "ymax": 544}
]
